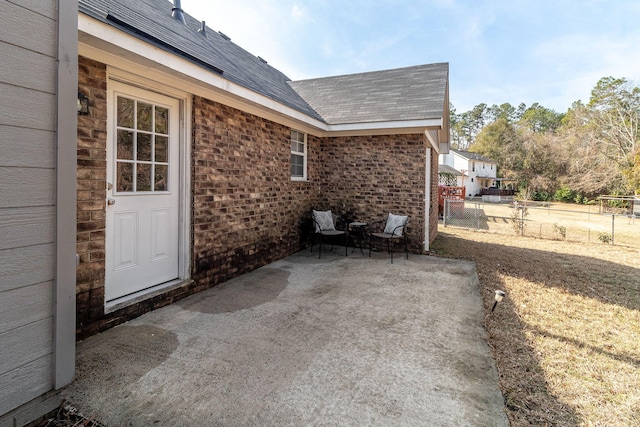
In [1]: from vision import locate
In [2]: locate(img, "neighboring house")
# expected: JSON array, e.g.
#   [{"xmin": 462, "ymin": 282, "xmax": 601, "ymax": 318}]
[
  {"xmin": 439, "ymin": 149, "xmax": 497, "ymax": 197},
  {"xmin": 1, "ymin": 0, "xmax": 77, "ymax": 424}
]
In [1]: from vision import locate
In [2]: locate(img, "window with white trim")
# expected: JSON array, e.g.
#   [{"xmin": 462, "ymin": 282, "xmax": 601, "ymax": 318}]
[{"xmin": 290, "ymin": 130, "xmax": 307, "ymax": 180}]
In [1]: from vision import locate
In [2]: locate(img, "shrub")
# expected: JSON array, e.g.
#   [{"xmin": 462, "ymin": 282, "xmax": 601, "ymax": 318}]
[
  {"xmin": 554, "ymin": 185, "xmax": 577, "ymax": 203},
  {"xmin": 553, "ymin": 223, "xmax": 566, "ymax": 240},
  {"xmin": 598, "ymin": 232, "xmax": 612, "ymax": 244}
]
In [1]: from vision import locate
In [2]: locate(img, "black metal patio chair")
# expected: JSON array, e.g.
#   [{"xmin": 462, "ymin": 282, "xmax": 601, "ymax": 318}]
[
  {"xmin": 311, "ymin": 209, "xmax": 348, "ymax": 258},
  {"xmin": 368, "ymin": 213, "xmax": 409, "ymax": 263}
]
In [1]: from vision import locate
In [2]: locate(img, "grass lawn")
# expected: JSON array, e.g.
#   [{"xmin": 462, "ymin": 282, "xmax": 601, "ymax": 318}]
[{"xmin": 430, "ymin": 227, "xmax": 640, "ymax": 426}]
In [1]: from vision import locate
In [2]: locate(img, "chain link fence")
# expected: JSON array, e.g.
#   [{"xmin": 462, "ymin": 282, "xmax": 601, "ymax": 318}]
[{"xmin": 442, "ymin": 199, "xmax": 640, "ymax": 248}]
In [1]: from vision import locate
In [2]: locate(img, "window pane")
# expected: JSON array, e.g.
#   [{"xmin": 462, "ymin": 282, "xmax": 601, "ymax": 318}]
[
  {"xmin": 291, "ymin": 130, "xmax": 303, "ymax": 142},
  {"xmin": 116, "ymin": 162, "xmax": 134, "ymax": 192},
  {"xmin": 154, "ymin": 165, "xmax": 168, "ymax": 191},
  {"xmin": 117, "ymin": 97, "xmax": 134, "ymax": 128},
  {"xmin": 136, "ymin": 163, "xmax": 152, "ymax": 191},
  {"xmin": 117, "ymin": 130, "xmax": 134, "ymax": 160},
  {"xmin": 137, "ymin": 133, "xmax": 152, "ymax": 161},
  {"xmin": 155, "ymin": 106, "xmax": 169, "ymax": 134},
  {"xmin": 291, "ymin": 154, "xmax": 303, "ymax": 177},
  {"xmin": 137, "ymin": 102, "xmax": 153, "ymax": 131},
  {"xmin": 155, "ymin": 135, "xmax": 168, "ymax": 162}
]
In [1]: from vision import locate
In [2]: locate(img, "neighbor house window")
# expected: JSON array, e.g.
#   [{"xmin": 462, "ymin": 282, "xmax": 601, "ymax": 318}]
[
  {"xmin": 472, "ymin": 162, "xmax": 475, "ymax": 172},
  {"xmin": 290, "ymin": 130, "xmax": 306, "ymax": 180}
]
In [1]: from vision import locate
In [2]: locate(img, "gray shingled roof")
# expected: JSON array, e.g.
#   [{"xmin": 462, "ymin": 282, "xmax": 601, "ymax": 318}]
[
  {"xmin": 288, "ymin": 63, "xmax": 448, "ymax": 125},
  {"xmin": 451, "ymin": 149, "xmax": 496, "ymax": 163},
  {"xmin": 78, "ymin": 0, "xmax": 323, "ymax": 121},
  {"xmin": 79, "ymin": 0, "xmax": 448, "ymax": 127}
]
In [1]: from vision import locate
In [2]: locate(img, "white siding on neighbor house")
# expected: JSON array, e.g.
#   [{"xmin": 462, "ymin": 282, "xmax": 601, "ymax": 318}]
[
  {"xmin": 0, "ymin": 0, "xmax": 65, "ymax": 417},
  {"xmin": 440, "ymin": 152, "xmax": 497, "ymax": 197}
]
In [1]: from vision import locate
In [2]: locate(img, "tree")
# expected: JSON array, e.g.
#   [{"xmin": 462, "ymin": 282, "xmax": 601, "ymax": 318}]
[
  {"xmin": 472, "ymin": 117, "xmax": 517, "ymax": 173},
  {"xmin": 622, "ymin": 149, "xmax": 640, "ymax": 194},
  {"xmin": 561, "ymin": 77, "xmax": 640, "ymax": 194},
  {"xmin": 449, "ymin": 103, "xmax": 492, "ymax": 149},
  {"xmin": 519, "ymin": 103, "xmax": 564, "ymax": 133}
]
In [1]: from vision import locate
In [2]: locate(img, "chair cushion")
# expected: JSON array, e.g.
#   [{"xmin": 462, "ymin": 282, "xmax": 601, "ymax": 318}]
[
  {"xmin": 383, "ymin": 213, "xmax": 408, "ymax": 236},
  {"xmin": 313, "ymin": 210, "xmax": 335, "ymax": 232}
]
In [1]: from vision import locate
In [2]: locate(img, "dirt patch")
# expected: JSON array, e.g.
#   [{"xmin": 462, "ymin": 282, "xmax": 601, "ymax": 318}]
[{"xmin": 430, "ymin": 227, "xmax": 640, "ymax": 426}]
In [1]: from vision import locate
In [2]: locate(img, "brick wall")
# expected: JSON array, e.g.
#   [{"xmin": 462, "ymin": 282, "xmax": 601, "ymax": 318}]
[
  {"xmin": 76, "ymin": 56, "xmax": 107, "ymax": 337},
  {"xmin": 318, "ymin": 134, "xmax": 428, "ymax": 252},
  {"xmin": 191, "ymin": 97, "xmax": 320, "ymax": 288}
]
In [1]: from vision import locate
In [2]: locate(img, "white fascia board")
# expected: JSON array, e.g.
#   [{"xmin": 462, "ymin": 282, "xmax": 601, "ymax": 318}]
[{"xmin": 323, "ymin": 119, "xmax": 443, "ymax": 139}]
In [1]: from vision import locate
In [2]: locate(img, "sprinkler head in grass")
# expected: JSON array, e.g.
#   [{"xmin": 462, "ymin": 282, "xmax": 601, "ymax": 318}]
[{"xmin": 492, "ymin": 290, "xmax": 506, "ymax": 312}]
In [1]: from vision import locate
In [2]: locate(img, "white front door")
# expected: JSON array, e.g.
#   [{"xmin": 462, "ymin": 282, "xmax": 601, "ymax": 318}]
[{"xmin": 105, "ymin": 82, "xmax": 181, "ymax": 302}]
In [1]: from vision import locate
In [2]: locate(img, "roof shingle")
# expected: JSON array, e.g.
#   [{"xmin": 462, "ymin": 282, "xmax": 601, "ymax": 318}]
[{"xmin": 289, "ymin": 63, "xmax": 448, "ymax": 125}]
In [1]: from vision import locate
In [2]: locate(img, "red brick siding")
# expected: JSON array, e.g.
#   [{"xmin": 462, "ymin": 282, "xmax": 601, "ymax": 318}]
[
  {"xmin": 76, "ymin": 56, "xmax": 107, "ymax": 337},
  {"xmin": 190, "ymin": 96, "xmax": 320, "ymax": 287},
  {"xmin": 318, "ymin": 134, "xmax": 427, "ymax": 252}
]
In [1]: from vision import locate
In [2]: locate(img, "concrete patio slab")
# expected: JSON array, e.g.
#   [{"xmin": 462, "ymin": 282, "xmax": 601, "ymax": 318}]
[{"xmin": 62, "ymin": 249, "xmax": 508, "ymax": 426}]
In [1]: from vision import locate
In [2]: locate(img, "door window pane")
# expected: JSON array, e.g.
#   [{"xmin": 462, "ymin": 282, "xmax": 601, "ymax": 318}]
[
  {"xmin": 136, "ymin": 163, "xmax": 152, "ymax": 191},
  {"xmin": 155, "ymin": 136, "xmax": 168, "ymax": 162},
  {"xmin": 117, "ymin": 162, "xmax": 134, "ymax": 192},
  {"xmin": 137, "ymin": 102, "xmax": 153, "ymax": 131},
  {"xmin": 117, "ymin": 130, "xmax": 134, "ymax": 160},
  {"xmin": 117, "ymin": 97, "xmax": 134, "ymax": 128},
  {"xmin": 137, "ymin": 133, "xmax": 152, "ymax": 162},
  {"xmin": 155, "ymin": 106, "xmax": 169, "ymax": 134},
  {"xmin": 154, "ymin": 165, "xmax": 168, "ymax": 191}
]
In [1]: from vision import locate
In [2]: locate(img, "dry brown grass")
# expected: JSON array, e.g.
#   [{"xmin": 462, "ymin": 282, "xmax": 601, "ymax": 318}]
[{"xmin": 430, "ymin": 227, "xmax": 640, "ymax": 426}]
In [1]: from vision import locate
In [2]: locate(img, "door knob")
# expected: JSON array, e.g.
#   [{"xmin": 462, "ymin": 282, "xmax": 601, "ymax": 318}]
[{"xmin": 107, "ymin": 198, "xmax": 116, "ymax": 205}]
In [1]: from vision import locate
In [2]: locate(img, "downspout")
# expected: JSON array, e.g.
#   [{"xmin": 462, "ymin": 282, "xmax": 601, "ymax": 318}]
[{"xmin": 424, "ymin": 147, "xmax": 431, "ymax": 252}]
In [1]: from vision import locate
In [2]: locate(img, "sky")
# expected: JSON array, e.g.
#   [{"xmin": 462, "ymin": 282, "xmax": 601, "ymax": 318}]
[{"xmin": 183, "ymin": 0, "xmax": 640, "ymax": 114}]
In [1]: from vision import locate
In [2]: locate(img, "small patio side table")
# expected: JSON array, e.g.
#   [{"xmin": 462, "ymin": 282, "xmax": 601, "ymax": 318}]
[{"xmin": 349, "ymin": 222, "xmax": 368, "ymax": 254}]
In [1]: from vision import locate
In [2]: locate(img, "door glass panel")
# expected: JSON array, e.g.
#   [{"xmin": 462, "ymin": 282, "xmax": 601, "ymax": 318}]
[
  {"xmin": 137, "ymin": 102, "xmax": 153, "ymax": 131},
  {"xmin": 115, "ymin": 96, "xmax": 171, "ymax": 193},
  {"xmin": 154, "ymin": 165, "xmax": 168, "ymax": 191},
  {"xmin": 137, "ymin": 133, "xmax": 152, "ymax": 162},
  {"xmin": 155, "ymin": 136, "xmax": 168, "ymax": 162},
  {"xmin": 117, "ymin": 162, "xmax": 134, "ymax": 192},
  {"xmin": 137, "ymin": 163, "xmax": 152, "ymax": 192},
  {"xmin": 117, "ymin": 130, "xmax": 134, "ymax": 160},
  {"xmin": 155, "ymin": 106, "xmax": 169, "ymax": 134},
  {"xmin": 117, "ymin": 97, "xmax": 134, "ymax": 128}
]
